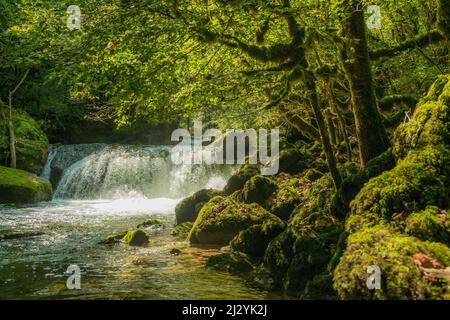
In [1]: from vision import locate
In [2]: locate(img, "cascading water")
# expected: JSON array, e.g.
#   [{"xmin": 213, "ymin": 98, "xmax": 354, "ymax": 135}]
[
  {"xmin": 0, "ymin": 143, "xmax": 273, "ymax": 300},
  {"xmin": 48, "ymin": 144, "xmax": 231, "ymax": 200}
]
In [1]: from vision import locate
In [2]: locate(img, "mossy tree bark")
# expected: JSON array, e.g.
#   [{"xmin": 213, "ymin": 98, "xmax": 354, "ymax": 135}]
[{"xmin": 339, "ymin": 1, "xmax": 390, "ymax": 166}]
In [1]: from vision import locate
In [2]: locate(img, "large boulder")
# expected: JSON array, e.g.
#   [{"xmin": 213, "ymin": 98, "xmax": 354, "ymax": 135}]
[
  {"xmin": 205, "ymin": 252, "xmax": 254, "ymax": 274},
  {"xmin": 242, "ymin": 175, "xmax": 277, "ymax": 206},
  {"xmin": 0, "ymin": 109, "xmax": 48, "ymax": 175},
  {"xmin": 230, "ymin": 219, "xmax": 286, "ymax": 257},
  {"xmin": 0, "ymin": 166, "xmax": 52, "ymax": 204},
  {"xmin": 222, "ymin": 164, "xmax": 260, "ymax": 195},
  {"xmin": 188, "ymin": 196, "xmax": 280, "ymax": 245},
  {"xmin": 175, "ymin": 189, "xmax": 222, "ymax": 225}
]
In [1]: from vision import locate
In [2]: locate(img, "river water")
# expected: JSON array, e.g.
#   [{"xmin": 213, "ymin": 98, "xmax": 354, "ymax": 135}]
[{"xmin": 0, "ymin": 144, "xmax": 277, "ymax": 299}]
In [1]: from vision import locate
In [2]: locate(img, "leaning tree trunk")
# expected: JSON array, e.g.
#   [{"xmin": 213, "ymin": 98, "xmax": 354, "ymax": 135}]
[
  {"xmin": 304, "ymin": 70, "xmax": 342, "ymax": 189},
  {"xmin": 339, "ymin": 1, "xmax": 390, "ymax": 166}
]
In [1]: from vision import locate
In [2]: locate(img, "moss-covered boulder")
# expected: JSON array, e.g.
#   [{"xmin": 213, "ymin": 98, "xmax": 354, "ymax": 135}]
[
  {"xmin": 188, "ymin": 196, "xmax": 280, "ymax": 245},
  {"xmin": 0, "ymin": 166, "xmax": 52, "ymax": 204},
  {"xmin": 205, "ymin": 252, "xmax": 253, "ymax": 274},
  {"xmin": 277, "ymin": 148, "xmax": 311, "ymax": 175},
  {"xmin": 269, "ymin": 174, "xmax": 304, "ymax": 220},
  {"xmin": 394, "ymin": 75, "xmax": 450, "ymax": 158},
  {"xmin": 263, "ymin": 174, "xmax": 343, "ymax": 295},
  {"xmin": 230, "ymin": 219, "xmax": 286, "ymax": 257},
  {"xmin": 123, "ymin": 229, "xmax": 149, "ymax": 246},
  {"xmin": 175, "ymin": 189, "xmax": 222, "ymax": 225},
  {"xmin": 0, "ymin": 109, "xmax": 49, "ymax": 175},
  {"xmin": 136, "ymin": 219, "xmax": 165, "ymax": 230},
  {"xmin": 347, "ymin": 145, "xmax": 450, "ymax": 233},
  {"xmin": 223, "ymin": 164, "xmax": 260, "ymax": 195},
  {"xmin": 403, "ymin": 207, "xmax": 450, "ymax": 245},
  {"xmin": 242, "ymin": 175, "xmax": 277, "ymax": 206},
  {"xmin": 333, "ymin": 225, "xmax": 450, "ymax": 299}
]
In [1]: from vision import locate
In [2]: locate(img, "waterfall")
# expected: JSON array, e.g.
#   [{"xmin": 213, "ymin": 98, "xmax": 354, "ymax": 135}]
[{"xmin": 43, "ymin": 144, "xmax": 231, "ymax": 200}]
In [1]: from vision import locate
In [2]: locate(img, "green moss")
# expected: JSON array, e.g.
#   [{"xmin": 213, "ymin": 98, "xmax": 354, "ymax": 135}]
[
  {"xmin": 223, "ymin": 164, "xmax": 260, "ymax": 195},
  {"xmin": 301, "ymin": 274, "xmax": 339, "ymax": 300},
  {"xmin": 263, "ymin": 174, "xmax": 343, "ymax": 295},
  {"xmin": 334, "ymin": 225, "xmax": 450, "ymax": 299},
  {"xmin": 175, "ymin": 189, "xmax": 222, "ymax": 224},
  {"xmin": 205, "ymin": 252, "xmax": 253, "ymax": 274},
  {"xmin": 277, "ymin": 148, "xmax": 312, "ymax": 174},
  {"xmin": 394, "ymin": 75, "xmax": 450, "ymax": 158},
  {"xmin": 242, "ymin": 175, "xmax": 277, "ymax": 206},
  {"xmin": 136, "ymin": 219, "xmax": 165, "ymax": 229},
  {"xmin": 123, "ymin": 229, "xmax": 149, "ymax": 246},
  {"xmin": 269, "ymin": 174, "xmax": 303, "ymax": 220},
  {"xmin": 0, "ymin": 166, "xmax": 52, "ymax": 204},
  {"xmin": 230, "ymin": 219, "xmax": 286, "ymax": 257},
  {"xmin": 347, "ymin": 145, "xmax": 450, "ymax": 233},
  {"xmin": 100, "ymin": 231, "xmax": 128, "ymax": 244},
  {"xmin": 403, "ymin": 207, "xmax": 450, "ymax": 245},
  {"xmin": 171, "ymin": 221, "xmax": 194, "ymax": 237},
  {"xmin": 188, "ymin": 196, "xmax": 280, "ymax": 245},
  {"xmin": 0, "ymin": 109, "xmax": 49, "ymax": 174}
]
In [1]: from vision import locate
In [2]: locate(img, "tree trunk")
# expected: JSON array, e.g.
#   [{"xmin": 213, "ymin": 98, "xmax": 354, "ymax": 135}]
[
  {"xmin": 339, "ymin": 1, "xmax": 390, "ymax": 166},
  {"xmin": 304, "ymin": 71, "xmax": 342, "ymax": 189},
  {"xmin": 8, "ymin": 120, "xmax": 16, "ymax": 169}
]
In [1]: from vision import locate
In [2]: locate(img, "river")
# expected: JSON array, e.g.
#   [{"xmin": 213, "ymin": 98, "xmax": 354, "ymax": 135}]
[{"xmin": 0, "ymin": 144, "xmax": 278, "ymax": 299}]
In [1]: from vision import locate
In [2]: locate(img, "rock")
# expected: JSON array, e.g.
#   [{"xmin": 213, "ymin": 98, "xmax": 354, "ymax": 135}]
[
  {"xmin": 394, "ymin": 75, "xmax": 450, "ymax": 158},
  {"xmin": 175, "ymin": 189, "xmax": 222, "ymax": 225},
  {"xmin": 277, "ymin": 148, "xmax": 311, "ymax": 175},
  {"xmin": 123, "ymin": 229, "xmax": 149, "ymax": 246},
  {"xmin": 263, "ymin": 174, "xmax": 342, "ymax": 295},
  {"xmin": 205, "ymin": 252, "xmax": 253, "ymax": 274},
  {"xmin": 404, "ymin": 207, "xmax": 450, "ymax": 244},
  {"xmin": 0, "ymin": 109, "xmax": 49, "ymax": 175},
  {"xmin": 269, "ymin": 174, "xmax": 304, "ymax": 220},
  {"xmin": 333, "ymin": 225, "xmax": 450, "ymax": 299},
  {"xmin": 136, "ymin": 219, "xmax": 165, "ymax": 230},
  {"xmin": 0, "ymin": 166, "xmax": 52, "ymax": 204},
  {"xmin": 188, "ymin": 196, "xmax": 280, "ymax": 245},
  {"xmin": 346, "ymin": 145, "xmax": 450, "ymax": 233},
  {"xmin": 242, "ymin": 175, "xmax": 277, "ymax": 206},
  {"xmin": 99, "ymin": 231, "xmax": 128, "ymax": 244},
  {"xmin": 170, "ymin": 248, "xmax": 182, "ymax": 255},
  {"xmin": 171, "ymin": 221, "xmax": 194, "ymax": 237},
  {"xmin": 223, "ymin": 164, "xmax": 260, "ymax": 195},
  {"xmin": 230, "ymin": 219, "xmax": 286, "ymax": 257}
]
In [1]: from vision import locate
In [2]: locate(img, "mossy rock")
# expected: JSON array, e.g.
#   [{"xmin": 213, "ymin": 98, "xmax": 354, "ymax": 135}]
[
  {"xmin": 0, "ymin": 166, "xmax": 52, "ymax": 204},
  {"xmin": 277, "ymin": 148, "xmax": 311, "ymax": 175},
  {"xmin": 175, "ymin": 189, "xmax": 222, "ymax": 225},
  {"xmin": 171, "ymin": 221, "xmax": 194, "ymax": 237},
  {"xmin": 333, "ymin": 225, "xmax": 450, "ymax": 299},
  {"xmin": 223, "ymin": 164, "xmax": 260, "ymax": 195},
  {"xmin": 403, "ymin": 206, "xmax": 450, "ymax": 245},
  {"xmin": 205, "ymin": 252, "xmax": 253, "ymax": 274},
  {"xmin": 100, "ymin": 231, "xmax": 128, "ymax": 244},
  {"xmin": 123, "ymin": 229, "xmax": 150, "ymax": 246},
  {"xmin": 347, "ymin": 145, "xmax": 450, "ymax": 233},
  {"xmin": 0, "ymin": 109, "xmax": 49, "ymax": 175},
  {"xmin": 269, "ymin": 174, "xmax": 304, "ymax": 220},
  {"xmin": 394, "ymin": 75, "xmax": 450, "ymax": 158},
  {"xmin": 263, "ymin": 174, "xmax": 343, "ymax": 296},
  {"xmin": 188, "ymin": 196, "xmax": 280, "ymax": 245},
  {"xmin": 230, "ymin": 219, "xmax": 286, "ymax": 257},
  {"xmin": 136, "ymin": 219, "xmax": 165, "ymax": 230},
  {"xmin": 242, "ymin": 175, "xmax": 277, "ymax": 206}
]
